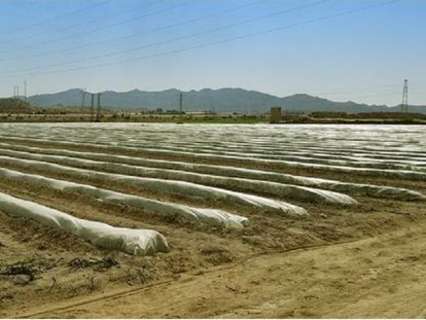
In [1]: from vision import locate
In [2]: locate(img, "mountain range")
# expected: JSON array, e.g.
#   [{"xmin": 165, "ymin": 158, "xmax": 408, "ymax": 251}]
[{"xmin": 26, "ymin": 88, "xmax": 426, "ymax": 114}]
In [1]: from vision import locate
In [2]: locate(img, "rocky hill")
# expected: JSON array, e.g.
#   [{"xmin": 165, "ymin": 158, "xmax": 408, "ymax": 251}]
[{"xmin": 27, "ymin": 88, "xmax": 426, "ymax": 114}]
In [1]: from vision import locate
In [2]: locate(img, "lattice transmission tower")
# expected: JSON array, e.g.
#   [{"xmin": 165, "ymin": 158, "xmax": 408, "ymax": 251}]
[
  {"xmin": 401, "ymin": 79, "xmax": 408, "ymax": 113},
  {"xmin": 179, "ymin": 92, "xmax": 183, "ymax": 113}
]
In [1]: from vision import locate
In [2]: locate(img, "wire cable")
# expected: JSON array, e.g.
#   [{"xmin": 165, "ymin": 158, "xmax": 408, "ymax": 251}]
[
  {"xmin": 3, "ymin": 0, "xmax": 331, "ymax": 74},
  {"xmin": 4, "ymin": 0, "xmax": 400, "ymax": 78},
  {"xmin": 0, "ymin": 0, "xmax": 188, "ymax": 55},
  {"xmin": 0, "ymin": 0, "xmax": 263, "ymax": 63},
  {"xmin": 0, "ymin": 0, "xmax": 112, "ymax": 36}
]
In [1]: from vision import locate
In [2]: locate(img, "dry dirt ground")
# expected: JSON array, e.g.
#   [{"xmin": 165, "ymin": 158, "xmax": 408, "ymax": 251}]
[
  {"xmin": 0, "ymin": 131, "xmax": 425, "ymax": 318},
  {"xmin": 18, "ymin": 220, "xmax": 426, "ymax": 318}
]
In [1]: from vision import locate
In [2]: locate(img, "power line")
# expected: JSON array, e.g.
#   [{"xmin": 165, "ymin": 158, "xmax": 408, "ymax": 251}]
[
  {"xmin": 3, "ymin": 0, "xmax": 331, "ymax": 75},
  {"xmin": 320, "ymin": 91, "xmax": 403, "ymax": 102},
  {"xmin": 0, "ymin": 0, "xmax": 112, "ymax": 36},
  {"xmin": 0, "ymin": 0, "xmax": 263, "ymax": 64},
  {"xmin": 3, "ymin": 0, "xmax": 127, "ymax": 48},
  {"xmin": 4, "ymin": 0, "xmax": 400, "ymax": 78},
  {"xmin": 0, "ymin": 0, "xmax": 187, "ymax": 56},
  {"xmin": 306, "ymin": 83, "xmax": 401, "ymax": 96}
]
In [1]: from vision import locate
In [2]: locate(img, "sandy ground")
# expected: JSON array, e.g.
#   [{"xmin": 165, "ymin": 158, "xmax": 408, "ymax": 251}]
[
  {"xmin": 4, "ymin": 216, "xmax": 426, "ymax": 318},
  {"xmin": 19, "ymin": 219, "xmax": 426, "ymax": 318},
  {"xmin": 0, "ymin": 131, "xmax": 425, "ymax": 318}
]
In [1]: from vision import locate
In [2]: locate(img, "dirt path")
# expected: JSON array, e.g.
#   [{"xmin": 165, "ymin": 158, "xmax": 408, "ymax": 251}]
[{"xmin": 17, "ymin": 220, "xmax": 426, "ymax": 318}]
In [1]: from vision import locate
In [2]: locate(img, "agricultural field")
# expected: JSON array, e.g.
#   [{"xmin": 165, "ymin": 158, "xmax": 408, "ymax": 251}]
[{"xmin": 0, "ymin": 123, "xmax": 425, "ymax": 317}]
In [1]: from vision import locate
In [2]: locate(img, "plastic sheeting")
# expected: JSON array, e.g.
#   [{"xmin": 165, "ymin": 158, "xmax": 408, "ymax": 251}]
[
  {"xmin": 0, "ymin": 191, "xmax": 169, "ymax": 255},
  {"xmin": 0, "ymin": 143, "xmax": 422, "ymax": 201},
  {"xmin": 0, "ymin": 147, "xmax": 357, "ymax": 205},
  {"xmin": 0, "ymin": 155, "xmax": 307, "ymax": 216},
  {"xmin": 0, "ymin": 167, "xmax": 248, "ymax": 229}
]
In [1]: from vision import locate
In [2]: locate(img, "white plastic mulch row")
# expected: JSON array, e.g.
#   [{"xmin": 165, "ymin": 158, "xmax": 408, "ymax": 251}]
[
  {"xmin": 128, "ymin": 147, "xmax": 426, "ymax": 181},
  {"xmin": 0, "ymin": 191, "xmax": 169, "ymax": 256},
  {"xmin": 3, "ymin": 135, "xmax": 426, "ymax": 181},
  {"xmin": 3, "ymin": 133, "xmax": 426, "ymax": 167},
  {"xmin": 101, "ymin": 142, "xmax": 426, "ymax": 171},
  {"xmin": 0, "ymin": 155, "xmax": 308, "ymax": 216},
  {"xmin": 0, "ymin": 147, "xmax": 357, "ymax": 205},
  {"xmin": 143, "ymin": 145, "xmax": 426, "ymax": 170},
  {"xmin": 0, "ymin": 143, "xmax": 423, "ymax": 201},
  {"xmin": 1, "ymin": 125, "xmax": 424, "ymax": 157},
  {"xmin": 0, "ymin": 167, "xmax": 248, "ymax": 229}
]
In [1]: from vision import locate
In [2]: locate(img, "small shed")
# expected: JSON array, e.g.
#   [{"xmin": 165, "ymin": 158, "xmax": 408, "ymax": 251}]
[{"xmin": 270, "ymin": 107, "xmax": 282, "ymax": 123}]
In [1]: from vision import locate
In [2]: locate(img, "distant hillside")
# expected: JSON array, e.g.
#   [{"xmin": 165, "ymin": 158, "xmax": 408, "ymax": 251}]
[
  {"xmin": 0, "ymin": 98, "xmax": 35, "ymax": 113},
  {"xmin": 27, "ymin": 88, "xmax": 426, "ymax": 114}
]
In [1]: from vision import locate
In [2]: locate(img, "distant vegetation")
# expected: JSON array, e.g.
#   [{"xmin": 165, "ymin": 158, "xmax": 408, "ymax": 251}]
[
  {"xmin": 310, "ymin": 111, "xmax": 426, "ymax": 120},
  {"xmin": 0, "ymin": 98, "xmax": 35, "ymax": 113},
  {"xmin": 1, "ymin": 95, "xmax": 425, "ymax": 124}
]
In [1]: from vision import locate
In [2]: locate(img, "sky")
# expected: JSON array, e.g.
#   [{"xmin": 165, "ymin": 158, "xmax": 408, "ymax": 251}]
[{"xmin": 0, "ymin": 0, "xmax": 424, "ymax": 106}]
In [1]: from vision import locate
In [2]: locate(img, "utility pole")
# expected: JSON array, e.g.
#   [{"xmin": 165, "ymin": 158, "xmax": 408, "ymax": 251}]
[
  {"xmin": 90, "ymin": 93, "xmax": 95, "ymax": 122},
  {"xmin": 23, "ymin": 81, "xmax": 27, "ymax": 101},
  {"xmin": 179, "ymin": 92, "xmax": 183, "ymax": 113},
  {"xmin": 401, "ymin": 79, "xmax": 408, "ymax": 113},
  {"xmin": 96, "ymin": 93, "xmax": 101, "ymax": 122},
  {"xmin": 13, "ymin": 85, "xmax": 20, "ymax": 98},
  {"xmin": 81, "ymin": 91, "xmax": 87, "ymax": 109}
]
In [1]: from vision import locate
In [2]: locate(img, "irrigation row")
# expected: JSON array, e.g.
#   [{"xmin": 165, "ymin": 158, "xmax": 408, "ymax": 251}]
[
  {"xmin": 0, "ymin": 142, "xmax": 423, "ymax": 201},
  {"xmin": 0, "ymin": 124, "xmax": 424, "ymax": 257},
  {"xmin": 3, "ymin": 133, "xmax": 426, "ymax": 163},
  {"xmin": 3, "ymin": 136, "xmax": 426, "ymax": 181}
]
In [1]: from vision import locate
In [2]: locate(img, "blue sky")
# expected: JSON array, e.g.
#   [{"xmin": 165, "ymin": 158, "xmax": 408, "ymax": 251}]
[{"xmin": 0, "ymin": 0, "xmax": 424, "ymax": 105}]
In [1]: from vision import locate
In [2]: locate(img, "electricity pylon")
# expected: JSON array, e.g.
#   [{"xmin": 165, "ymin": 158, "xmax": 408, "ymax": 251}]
[{"xmin": 401, "ymin": 79, "xmax": 408, "ymax": 113}]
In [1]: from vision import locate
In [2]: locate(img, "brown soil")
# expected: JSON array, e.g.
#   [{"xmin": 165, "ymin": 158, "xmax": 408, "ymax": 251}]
[{"xmin": 0, "ymin": 137, "xmax": 425, "ymax": 318}]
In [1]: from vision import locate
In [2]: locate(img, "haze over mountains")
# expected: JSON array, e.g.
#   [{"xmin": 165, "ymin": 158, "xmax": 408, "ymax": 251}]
[{"xmin": 27, "ymin": 88, "xmax": 426, "ymax": 114}]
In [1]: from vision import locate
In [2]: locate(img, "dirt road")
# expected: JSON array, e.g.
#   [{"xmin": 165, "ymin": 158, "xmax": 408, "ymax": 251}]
[{"xmin": 16, "ymin": 219, "xmax": 426, "ymax": 318}]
